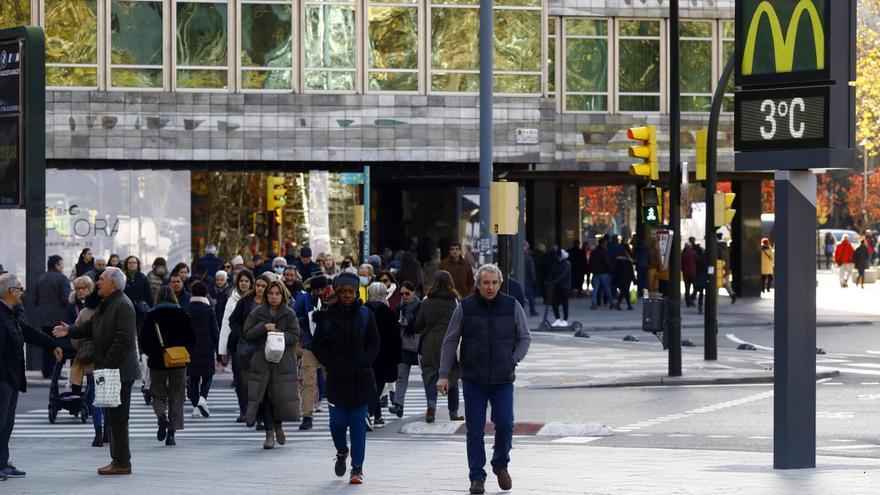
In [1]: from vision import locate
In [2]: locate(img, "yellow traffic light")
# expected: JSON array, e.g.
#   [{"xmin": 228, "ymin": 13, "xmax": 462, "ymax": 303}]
[
  {"xmin": 714, "ymin": 192, "xmax": 736, "ymax": 226},
  {"xmin": 695, "ymin": 130, "xmax": 707, "ymax": 181},
  {"xmin": 266, "ymin": 176, "xmax": 287, "ymax": 211},
  {"xmin": 626, "ymin": 125, "xmax": 658, "ymax": 181},
  {"xmin": 274, "ymin": 208, "xmax": 283, "ymax": 225}
]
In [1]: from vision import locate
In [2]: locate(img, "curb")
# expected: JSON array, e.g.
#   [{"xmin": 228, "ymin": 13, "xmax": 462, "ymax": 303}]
[
  {"xmin": 533, "ymin": 321, "xmax": 874, "ymax": 333},
  {"xmin": 525, "ymin": 370, "xmax": 840, "ymax": 390},
  {"xmin": 400, "ymin": 421, "xmax": 614, "ymax": 437}
]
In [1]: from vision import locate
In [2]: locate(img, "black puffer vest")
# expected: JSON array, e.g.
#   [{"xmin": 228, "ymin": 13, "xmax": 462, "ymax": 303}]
[{"xmin": 459, "ymin": 293, "xmax": 518, "ymax": 385}]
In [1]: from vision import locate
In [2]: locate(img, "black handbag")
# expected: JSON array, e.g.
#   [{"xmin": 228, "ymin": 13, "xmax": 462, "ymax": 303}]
[{"xmin": 237, "ymin": 336, "xmax": 256, "ymax": 368}]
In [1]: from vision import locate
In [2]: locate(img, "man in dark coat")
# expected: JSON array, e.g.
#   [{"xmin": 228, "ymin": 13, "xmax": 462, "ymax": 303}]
[
  {"xmin": 523, "ymin": 242, "xmax": 538, "ymax": 316},
  {"xmin": 438, "ymin": 265, "xmax": 531, "ymax": 495},
  {"xmin": 567, "ymin": 240, "xmax": 586, "ymax": 298},
  {"xmin": 34, "ymin": 255, "xmax": 71, "ymax": 378},
  {"xmin": 589, "ymin": 239, "xmax": 613, "ymax": 309},
  {"xmin": 548, "ymin": 250, "xmax": 572, "ymax": 325},
  {"xmin": 186, "ymin": 282, "xmax": 219, "ymax": 418},
  {"xmin": 53, "ymin": 267, "xmax": 141, "ymax": 476},
  {"xmin": 296, "ymin": 248, "xmax": 323, "ymax": 279},
  {"xmin": 312, "ymin": 273, "xmax": 380, "ymax": 484},
  {"xmin": 195, "ymin": 244, "xmax": 224, "ymax": 280},
  {"xmin": 0, "ymin": 273, "xmax": 62, "ymax": 480},
  {"xmin": 681, "ymin": 238, "xmax": 698, "ymax": 307}
]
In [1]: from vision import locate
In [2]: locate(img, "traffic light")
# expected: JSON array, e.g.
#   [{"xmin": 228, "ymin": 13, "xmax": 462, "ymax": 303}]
[
  {"xmin": 274, "ymin": 208, "xmax": 282, "ymax": 225},
  {"xmin": 626, "ymin": 125, "xmax": 658, "ymax": 181},
  {"xmin": 641, "ymin": 187, "xmax": 662, "ymax": 226},
  {"xmin": 695, "ymin": 129, "xmax": 707, "ymax": 181},
  {"xmin": 714, "ymin": 192, "xmax": 736, "ymax": 226},
  {"xmin": 253, "ymin": 212, "xmax": 266, "ymax": 236},
  {"xmin": 266, "ymin": 176, "xmax": 287, "ymax": 211}
]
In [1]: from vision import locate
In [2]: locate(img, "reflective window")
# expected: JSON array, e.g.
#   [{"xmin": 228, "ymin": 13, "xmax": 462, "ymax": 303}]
[
  {"xmin": 680, "ymin": 20, "xmax": 712, "ymax": 112},
  {"xmin": 618, "ymin": 19, "xmax": 661, "ymax": 112},
  {"xmin": 430, "ymin": 0, "xmax": 542, "ymax": 94},
  {"xmin": 547, "ymin": 18, "xmax": 556, "ymax": 97},
  {"xmin": 176, "ymin": 1, "xmax": 229, "ymax": 90},
  {"xmin": 45, "ymin": 0, "xmax": 99, "ymax": 87},
  {"xmin": 241, "ymin": 1, "xmax": 293, "ymax": 90},
  {"xmin": 110, "ymin": 1, "xmax": 164, "ymax": 89},
  {"xmin": 367, "ymin": 0, "xmax": 419, "ymax": 93},
  {"xmin": 0, "ymin": 0, "xmax": 30, "ymax": 30},
  {"xmin": 564, "ymin": 18, "xmax": 609, "ymax": 112},
  {"xmin": 721, "ymin": 20, "xmax": 734, "ymax": 112},
  {"xmin": 304, "ymin": 0, "xmax": 356, "ymax": 91}
]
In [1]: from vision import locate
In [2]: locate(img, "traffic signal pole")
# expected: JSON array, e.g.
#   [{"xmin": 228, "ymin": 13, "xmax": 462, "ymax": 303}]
[
  {"xmin": 667, "ymin": 0, "xmax": 682, "ymax": 377},
  {"xmin": 478, "ymin": 0, "xmax": 493, "ymax": 265},
  {"xmin": 704, "ymin": 54, "xmax": 735, "ymax": 361}
]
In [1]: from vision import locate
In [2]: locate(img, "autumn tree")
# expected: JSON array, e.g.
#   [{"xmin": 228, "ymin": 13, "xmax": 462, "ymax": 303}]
[{"xmin": 857, "ymin": 0, "xmax": 880, "ymax": 156}]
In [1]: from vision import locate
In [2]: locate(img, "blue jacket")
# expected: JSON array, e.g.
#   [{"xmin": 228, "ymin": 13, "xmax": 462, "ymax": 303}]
[
  {"xmin": 0, "ymin": 302, "xmax": 58, "ymax": 392},
  {"xmin": 292, "ymin": 291, "xmax": 315, "ymax": 349}
]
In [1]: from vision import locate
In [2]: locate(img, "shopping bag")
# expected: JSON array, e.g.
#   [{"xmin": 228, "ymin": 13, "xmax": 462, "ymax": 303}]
[
  {"xmin": 93, "ymin": 368, "xmax": 122, "ymax": 408},
  {"xmin": 629, "ymin": 288, "xmax": 638, "ymax": 305},
  {"xmin": 265, "ymin": 331, "xmax": 286, "ymax": 363}
]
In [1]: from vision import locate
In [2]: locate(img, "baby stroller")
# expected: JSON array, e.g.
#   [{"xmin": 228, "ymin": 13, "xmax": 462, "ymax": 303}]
[{"xmin": 48, "ymin": 348, "xmax": 90, "ymax": 424}]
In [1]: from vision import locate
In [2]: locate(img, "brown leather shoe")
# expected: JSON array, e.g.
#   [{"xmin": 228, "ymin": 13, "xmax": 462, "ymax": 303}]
[
  {"xmin": 469, "ymin": 479, "xmax": 485, "ymax": 494},
  {"xmin": 97, "ymin": 464, "xmax": 131, "ymax": 475},
  {"xmin": 425, "ymin": 407, "xmax": 435, "ymax": 423},
  {"xmin": 493, "ymin": 467, "xmax": 512, "ymax": 490}
]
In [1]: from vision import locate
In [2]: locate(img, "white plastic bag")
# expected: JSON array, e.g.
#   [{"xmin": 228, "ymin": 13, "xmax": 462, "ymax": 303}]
[
  {"xmin": 265, "ymin": 331, "xmax": 285, "ymax": 363},
  {"xmin": 93, "ymin": 368, "xmax": 122, "ymax": 408}
]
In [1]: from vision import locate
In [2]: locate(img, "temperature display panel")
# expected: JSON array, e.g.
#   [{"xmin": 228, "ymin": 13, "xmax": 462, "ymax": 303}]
[{"xmin": 734, "ymin": 85, "xmax": 829, "ymax": 152}]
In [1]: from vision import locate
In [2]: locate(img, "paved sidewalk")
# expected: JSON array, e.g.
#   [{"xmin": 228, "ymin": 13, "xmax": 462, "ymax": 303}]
[{"xmin": 7, "ymin": 437, "xmax": 880, "ymax": 494}]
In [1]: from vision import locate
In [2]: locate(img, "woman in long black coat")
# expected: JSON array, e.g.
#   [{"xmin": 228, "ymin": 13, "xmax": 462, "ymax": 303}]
[
  {"xmin": 364, "ymin": 282, "xmax": 401, "ymax": 427},
  {"xmin": 186, "ymin": 282, "xmax": 219, "ymax": 419},
  {"xmin": 123, "ymin": 255, "xmax": 154, "ymax": 327}
]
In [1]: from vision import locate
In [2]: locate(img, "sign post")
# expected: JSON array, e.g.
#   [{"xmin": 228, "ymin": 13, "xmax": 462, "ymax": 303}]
[{"xmin": 734, "ymin": 0, "xmax": 856, "ymax": 469}]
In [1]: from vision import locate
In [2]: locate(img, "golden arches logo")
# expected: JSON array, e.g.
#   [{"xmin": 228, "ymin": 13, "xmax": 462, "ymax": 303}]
[{"xmin": 741, "ymin": 0, "xmax": 825, "ymax": 75}]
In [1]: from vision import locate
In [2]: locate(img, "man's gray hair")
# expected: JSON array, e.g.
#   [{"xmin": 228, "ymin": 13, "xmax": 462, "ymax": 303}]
[
  {"xmin": 273, "ymin": 256, "xmax": 287, "ymax": 266},
  {"xmin": 103, "ymin": 266, "xmax": 126, "ymax": 292},
  {"xmin": 215, "ymin": 270, "xmax": 228, "ymax": 280},
  {"xmin": 366, "ymin": 281, "xmax": 388, "ymax": 304},
  {"xmin": 474, "ymin": 264, "xmax": 503, "ymax": 284},
  {"xmin": 205, "ymin": 244, "xmax": 217, "ymax": 254},
  {"xmin": 0, "ymin": 273, "xmax": 20, "ymax": 295},
  {"xmin": 94, "ymin": 254, "xmax": 107, "ymax": 262}
]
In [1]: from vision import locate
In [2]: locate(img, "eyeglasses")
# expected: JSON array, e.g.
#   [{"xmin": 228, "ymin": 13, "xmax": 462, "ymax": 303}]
[{"xmin": 9, "ymin": 287, "xmax": 24, "ymax": 293}]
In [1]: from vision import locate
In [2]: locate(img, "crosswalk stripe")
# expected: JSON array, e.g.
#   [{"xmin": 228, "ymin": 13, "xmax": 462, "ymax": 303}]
[{"xmin": 15, "ymin": 388, "xmax": 456, "ymax": 440}]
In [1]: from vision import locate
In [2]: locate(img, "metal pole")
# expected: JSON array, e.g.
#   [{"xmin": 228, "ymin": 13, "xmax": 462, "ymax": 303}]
[
  {"xmin": 704, "ymin": 53, "xmax": 735, "ymax": 361},
  {"xmin": 774, "ymin": 170, "xmax": 817, "ymax": 469},
  {"xmin": 478, "ymin": 0, "xmax": 493, "ymax": 265},
  {"xmin": 667, "ymin": 0, "xmax": 682, "ymax": 377},
  {"xmin": 363, "ymin": 165, "xmax": 371, "ymax": 262}
]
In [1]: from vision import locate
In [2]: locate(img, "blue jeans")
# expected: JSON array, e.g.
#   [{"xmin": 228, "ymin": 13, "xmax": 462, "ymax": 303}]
[
  {"xmin": 329, "ymin": 404, "xmax": 368, "ymax": 467},
  {"xmin": 424, "ymin": 372, "xmax": 460, "ymax": 413},
  {"xmin": 0, "ymin": 380, "xmax": 19, "ymax": 468},
  {"xmin": 85, "ymin": 375, "xmax": 103, "ymax": 429},
  {"xmin": 462, "ymin": 381, "xmax": 514, "ymax": 482},
  {"xmin": 591, "ymin": 274, "xmax": 612, "ymax": 306},
  {"xmin": 525, "ymin": 285, "xmax": 537, "ymax": 314}
]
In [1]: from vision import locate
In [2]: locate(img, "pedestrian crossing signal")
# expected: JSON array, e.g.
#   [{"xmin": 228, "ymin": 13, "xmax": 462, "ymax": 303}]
[
  {"xmin": 627, "ymin": 125, "xmax": 658, "ymax": 181},
  {"xmin": 642, "ymin": 205, "xmax": 661, "ymax": 225},
  {"xmin": 714, "ymin": 192, "xmax": 736, "ymax": 226}
]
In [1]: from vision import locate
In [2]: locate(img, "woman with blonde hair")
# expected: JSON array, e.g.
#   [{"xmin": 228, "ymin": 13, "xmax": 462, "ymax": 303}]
[
  {"xmin": 66, "ymin": 276, "xmax": 105, "ymax": 447},
  {"xmin": 363, "ymin": 282, "xmax": 401, "ymax": 427},
  {"xmin": 318, "ymin": 252, "xmax": 340, "ymax": 279}
]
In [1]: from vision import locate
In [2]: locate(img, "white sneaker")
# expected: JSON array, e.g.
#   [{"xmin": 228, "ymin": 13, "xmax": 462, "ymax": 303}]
[
  {"xmin": 551, "ymin": 319, "xmax": 564, "ymax": 327},
  {"xmin": 314, "ymin": 400, "xmax": 324, "ymax": 413},
  {"xmin": 192, "ymin": 408, "xmax": 201, "ymax": 419},
  {"xmin": 197, "ymin": 397, "xmax": 210, "ymax": 418},
  {"xmin": 559, "ymin": 320, "xmax": 569, "ymax": 327}
]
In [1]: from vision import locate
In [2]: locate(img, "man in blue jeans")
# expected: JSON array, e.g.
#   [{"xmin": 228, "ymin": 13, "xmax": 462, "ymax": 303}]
[
  {"xmin": 0, "ymin": 273, "xmax": 63, "ymax": 481},
  {"xmin": 438, "ymin": 264, "xmax": 531, "ymax": 495}
]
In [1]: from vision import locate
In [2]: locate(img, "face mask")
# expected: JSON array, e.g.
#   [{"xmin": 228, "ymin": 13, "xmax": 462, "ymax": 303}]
[
  {"xmin": 155, "ymin": 266, "xmax": 167, "ymax": 276},
  {"xmin": 273, "ymin": 266, "xmax": 285, "ymax": 274},
  {"xmin": 359, "ymin": 276, "xmax": 370, "ymax": 286}
]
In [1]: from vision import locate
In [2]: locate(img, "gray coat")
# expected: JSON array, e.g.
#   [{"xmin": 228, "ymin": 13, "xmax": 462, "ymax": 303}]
[
  {"xmin": 69, "ymin": 290, "xmax": 141, "ymax": 383},
  {"xmin": 415, "ymin": 295, "xmax": 460, "ymax": 385},
  {"xmin": 243, "ymin": 303, "xmax": 301, "ymax": 425},
  {"xmin": 34, "ymin": 269, "xmax": 71, "ymax": 327}
]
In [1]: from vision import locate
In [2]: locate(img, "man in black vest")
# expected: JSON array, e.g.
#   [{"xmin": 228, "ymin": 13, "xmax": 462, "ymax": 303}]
[{"xmin": 438, "ymin": 264, "xmax": 531, "ymax": 495}]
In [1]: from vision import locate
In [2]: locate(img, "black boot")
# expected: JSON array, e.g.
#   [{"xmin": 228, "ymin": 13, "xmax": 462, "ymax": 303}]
[
  {"xmin": 92, "ymin": 427, "xmax": 103, "ymax": 447},
  {"xmin": 166, "ymin": 431, "xmax": 176, "ymax": 446}
]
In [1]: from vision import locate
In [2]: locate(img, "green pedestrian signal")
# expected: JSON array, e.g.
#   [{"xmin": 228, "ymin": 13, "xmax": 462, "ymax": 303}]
[{"xmin": 642, "ymin": 206, "xmax": 660, "ymax": 226}]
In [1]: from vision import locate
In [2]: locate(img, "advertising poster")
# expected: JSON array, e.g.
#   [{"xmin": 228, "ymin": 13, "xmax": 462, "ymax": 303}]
[{"xmin": 0, "ymin": 39, "xmax": 20, "ymax": 114}]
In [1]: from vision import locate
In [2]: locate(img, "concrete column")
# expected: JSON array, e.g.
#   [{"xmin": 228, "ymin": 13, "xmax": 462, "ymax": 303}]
[
  {"xmin": 532, "ymin": 180, "xmax": 556, "ymax": 248},
  {"xmin": 560, "ymin": 186, "xmax": 580, "ymax": 249},
  {"xmin": 732, "ymin": 179, "xmax": 763, "ymax": 297}
]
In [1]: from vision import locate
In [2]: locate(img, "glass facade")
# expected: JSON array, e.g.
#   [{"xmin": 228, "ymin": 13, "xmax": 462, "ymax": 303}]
[
  {"xmin": 617, "ymin": 19, "xmax": 660, "ymax": 112},
  {"xmin": 564, "ymin": 18, "xmax": 608, "ymax": 112},
  {"xmin": 0, "ymin": 3, "xmax": 735, "ymax": 113},
  {"xmin": 721, "ymin": 20, "xmax": 734, "ymax": 112},
  {"xmin": 241, "ymin": 1, "xmax": 293, "ymax": 90},
  {"xmin": 111, "ymin": 0, "xmax": 164, "ymax": 89},
  {"xmin": 680, "ymin": 20, "xmax": 712, "ymax": 112},
  {"xmin": 45, "ymin": 0, "xmax": 99, "ymax": 87},
  {"xmin": 304, "ymin": 0, "xmax": 357, "ymax": 91},
  {"xmin": 176, "ymin": 1, "xmax": 229, "ymax": 90}
]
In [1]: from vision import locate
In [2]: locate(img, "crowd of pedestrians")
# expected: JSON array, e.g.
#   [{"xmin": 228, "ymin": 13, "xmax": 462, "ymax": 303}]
[{"xmin": 1, "ymin": 242, "xmax": 533, "ymax": 493}]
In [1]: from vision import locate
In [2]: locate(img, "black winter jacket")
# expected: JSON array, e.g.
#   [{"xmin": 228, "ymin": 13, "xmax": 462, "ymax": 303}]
[
  {"xmin": 34, "ymin": 269, "xmax": 71, "ymax": 328},
  {"xmin": 0, "ymin": 302, "xmax": 57, "ymax": 392},
  {"xmin": 312, "ymin": 302, "xmax": 380, "ymax": 410},
  {"xmin": 138, "ymin": 304, "xmax": 194, "ymax": 370},
  {"xmin": 365, "ymin": 301, "xmax": 401, "ymax": 384},
  {"xmin": 186, "ymin": 297, "xmax": 219, "ymax": 376},
  {"xmin": 227, "ymin": 294, "xmax": 259, "ymax": 354}
]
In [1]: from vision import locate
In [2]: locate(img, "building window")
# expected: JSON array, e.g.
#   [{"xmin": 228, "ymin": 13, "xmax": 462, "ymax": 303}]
[
  {"xmin": 617, "ymin": 19, "xmax": 660, "ymax": 112},
  {"xmin": 241, "ymin": 1, "xmax": 293, "ymax": 91},
  {"xmin": 175, "ymin": 1, "xmax": 229, "ymax": 90},
  {"xmin": 0, "ymin": 0, "xmax": 31, "ymax": 30},
  {"xmin": 366, "ymin": 0, "xmax": 419, "ymax": 93},
  {"xmin": 45, "ymin": 0, "xmax": 99, "ymax": 87},
  {"xmin": 564, "ymin": 18, "xmax": 609, "ymax": 112},
  {"xmin": 429, "ymin": 0, "xmax": 542, "ymax": 94},
  {"xmin": 303, "ymin": 0, "xmax": 357, "ymax": 92},
  {"xmin": 680, "ymin": 20, "xmax": 712, "ymax": 112},
  {"xmin": 721, "ymin": 20, "xmax": 734, "ymax": 112},
  {"xmin": 110, "ymin": 0, "xmax": 164, "ymax": 89},
  {"xmin": 547, "ymin": 17, "xmax": 556, "ymax": 98}
]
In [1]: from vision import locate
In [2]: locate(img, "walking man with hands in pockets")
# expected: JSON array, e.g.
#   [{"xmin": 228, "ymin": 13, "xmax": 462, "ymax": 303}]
[
  {"xmin": 54, "ymin": 266, "xmax": 140, "ymax": 476},
  {"xmin": 437, "ymin": 264, "xmax": 531, "ymax": 495}
]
